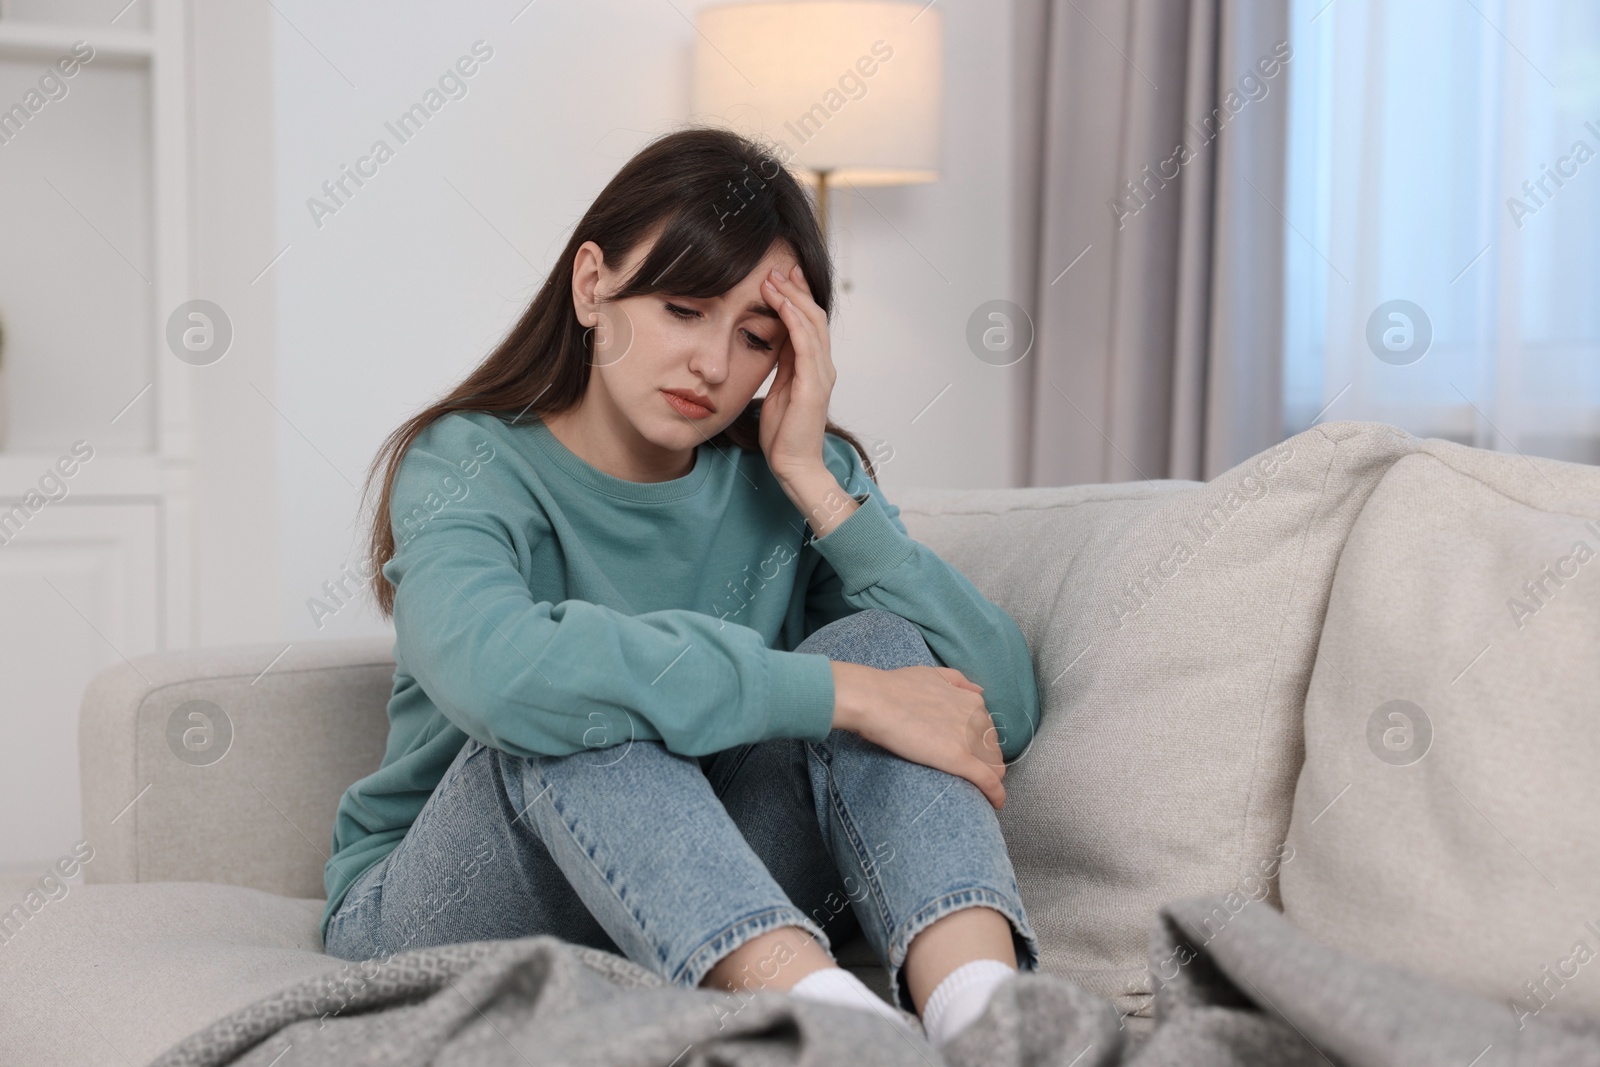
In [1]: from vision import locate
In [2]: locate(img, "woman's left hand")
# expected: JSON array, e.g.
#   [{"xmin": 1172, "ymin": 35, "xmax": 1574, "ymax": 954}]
[
  {"xmin": 757, "ymin": 263, "xmax": 836, "ymax": 486},
  {"xmin": 758, "ymin": 263, "xmax": 860, "ymax": 539}
]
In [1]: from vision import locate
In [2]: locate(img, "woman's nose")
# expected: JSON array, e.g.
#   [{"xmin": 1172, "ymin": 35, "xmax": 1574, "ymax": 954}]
[{"xmin": 687, "ymin": 343, "xmax": 729, "ymax": 383}]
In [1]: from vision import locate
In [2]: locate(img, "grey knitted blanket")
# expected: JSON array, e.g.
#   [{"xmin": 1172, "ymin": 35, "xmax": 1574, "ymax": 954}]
[{"xmin": 150, "ymin": 896, "xmax": 1600, "ymax": 1067}]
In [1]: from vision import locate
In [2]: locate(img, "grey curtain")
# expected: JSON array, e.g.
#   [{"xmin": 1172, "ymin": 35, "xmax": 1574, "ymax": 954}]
[{"xmin": 1010, "ymin": 0, "xmax": 1290, "ymax": 486}]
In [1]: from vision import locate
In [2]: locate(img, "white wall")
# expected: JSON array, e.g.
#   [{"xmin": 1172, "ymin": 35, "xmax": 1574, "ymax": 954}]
[
  {"xmin": 192, "ymin": 0, "xmax": 278, "ymax": 648},
  {"xmin": 254, "ymin": 0, "xmax": 1022, "ymax": 644}
]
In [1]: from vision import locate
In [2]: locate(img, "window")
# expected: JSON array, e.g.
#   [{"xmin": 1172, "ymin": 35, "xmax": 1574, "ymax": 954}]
[{"xmin": 1284, "ymin": 0, "xmax": 1600, "ymax": 464}]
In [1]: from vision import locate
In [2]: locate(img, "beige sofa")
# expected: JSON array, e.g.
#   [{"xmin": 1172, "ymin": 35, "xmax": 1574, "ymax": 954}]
[{"xmin": 4, "ymin": 419, "xmax": 1598, "ymax": 1065}]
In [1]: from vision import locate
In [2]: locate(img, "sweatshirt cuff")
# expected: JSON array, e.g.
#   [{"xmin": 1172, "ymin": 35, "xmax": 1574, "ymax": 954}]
[
  {"xmin": 809, "ymin": 493, "xmax": 917, "ymax": 595},
  {"xmin": 763, "ymin": 649, "xmax": 837, "ymax": 742}
]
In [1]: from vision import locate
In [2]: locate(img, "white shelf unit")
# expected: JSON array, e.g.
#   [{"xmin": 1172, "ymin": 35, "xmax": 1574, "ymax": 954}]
[
  {"xmin": 0, "ymin": 20, "xmax": 152, "ymax": 58},
  {"xmin": 0, "ymin": 0, "xmax": 192, "ymax": 867}
]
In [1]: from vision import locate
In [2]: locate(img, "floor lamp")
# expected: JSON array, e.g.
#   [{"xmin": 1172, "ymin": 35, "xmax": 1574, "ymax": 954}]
[{"xmin": 692, "ymin": 1, "xmax": 943, "ymax": 244}]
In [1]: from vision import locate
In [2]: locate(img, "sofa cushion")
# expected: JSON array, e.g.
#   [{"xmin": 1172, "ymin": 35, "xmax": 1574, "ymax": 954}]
[
  {"xmin": 0, "ymin": 878, "xmax": 901, "ymax": 1067},
  {"xmin": 894, "ymin": 420, "xmax": 1416, "ymax": 1015},
  {"xmin": 1280, "ymin": 438, "xmax": 1600, "ymax": 1027},
  {"xmin": 0, "ymin": 882, "xmax": 342, "ymax": 1067}
]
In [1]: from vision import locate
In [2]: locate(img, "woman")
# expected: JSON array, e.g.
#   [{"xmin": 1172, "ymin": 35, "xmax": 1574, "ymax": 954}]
[{"xmin": 321, "ymin": 126, "xmax": 1041, "ymax": 1048}]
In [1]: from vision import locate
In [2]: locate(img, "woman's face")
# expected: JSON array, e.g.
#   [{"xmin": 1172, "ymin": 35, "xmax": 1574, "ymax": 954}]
[{"xmin": 569, "ymin": 233, "xmax": 797, "ymax": 458}]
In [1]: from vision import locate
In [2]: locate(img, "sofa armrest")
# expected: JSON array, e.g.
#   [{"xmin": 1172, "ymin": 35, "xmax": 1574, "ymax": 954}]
[{"xmin": 78, "ymin": 637, "xmax": 396, "ymax": 898}]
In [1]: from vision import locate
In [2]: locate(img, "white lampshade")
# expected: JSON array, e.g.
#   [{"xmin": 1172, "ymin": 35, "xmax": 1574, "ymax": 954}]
[{"xmin": 693, "ymin": 1, "xmax": 943, "ymax": 186}]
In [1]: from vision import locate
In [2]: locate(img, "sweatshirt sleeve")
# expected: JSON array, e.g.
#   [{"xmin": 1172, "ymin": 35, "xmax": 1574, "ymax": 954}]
[
  {"xmin": 802, "ymin": 435, "xmax": 1041, "ymax": 761},
  {"xmin": 385, "ymin": 419, "xmax": 837, "ymax": 759}
]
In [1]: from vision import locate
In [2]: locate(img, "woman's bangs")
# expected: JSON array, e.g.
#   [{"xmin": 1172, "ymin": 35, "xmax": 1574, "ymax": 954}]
[{"xmin": 619, "ymin": 207, "xmax": 780, "ymax": 301}]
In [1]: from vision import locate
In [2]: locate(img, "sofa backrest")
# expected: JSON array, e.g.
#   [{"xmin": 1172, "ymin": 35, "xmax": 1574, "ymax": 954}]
[{"xmin": 79, "ymin": 637, "xmax": 394, "ymax": 898}]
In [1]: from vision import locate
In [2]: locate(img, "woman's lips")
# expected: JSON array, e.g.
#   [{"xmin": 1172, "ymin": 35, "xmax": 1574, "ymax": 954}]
[{"xmin": 662, "ymin": 390, "xmax": 714, "ymax": 419}]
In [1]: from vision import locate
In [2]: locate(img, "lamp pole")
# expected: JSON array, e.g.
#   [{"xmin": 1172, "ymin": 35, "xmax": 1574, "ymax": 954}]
[{"xmin": 814, "ymin": 168, "xmax": 832, "ymax": 238}]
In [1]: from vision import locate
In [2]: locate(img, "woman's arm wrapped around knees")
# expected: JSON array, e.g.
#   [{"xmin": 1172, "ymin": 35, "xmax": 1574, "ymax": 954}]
[{"xmin": 800, "ymin": 434, "xmax": 1041, "ymax": 762}]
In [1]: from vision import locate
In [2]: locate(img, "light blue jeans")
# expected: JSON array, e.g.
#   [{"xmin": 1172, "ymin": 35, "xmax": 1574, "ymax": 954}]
[{"xmin": 323, "ymin": 608, "xmax": 1039, "ymax": 1009}]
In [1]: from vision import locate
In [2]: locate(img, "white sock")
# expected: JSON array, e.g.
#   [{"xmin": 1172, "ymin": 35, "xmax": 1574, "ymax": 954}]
[
  {"xmin": 789, "ymin": 966, "xmax": 922, "ymax": 1040},
  {"xmin": 920, "ymin": 958, "xmax": 1016, "ymax": 1049}
]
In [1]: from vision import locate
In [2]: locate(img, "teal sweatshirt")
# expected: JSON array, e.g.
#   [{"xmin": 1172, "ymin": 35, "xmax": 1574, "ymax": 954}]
[{"xmin": 321, "ymin": 410, "xmax": 1040, "ymax": 940}]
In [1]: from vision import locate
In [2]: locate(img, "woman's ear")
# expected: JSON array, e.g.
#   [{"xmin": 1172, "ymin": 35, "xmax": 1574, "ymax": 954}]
[{"xmin": 571, "ymin": 240, "xmax": 606, "ymax": 327}]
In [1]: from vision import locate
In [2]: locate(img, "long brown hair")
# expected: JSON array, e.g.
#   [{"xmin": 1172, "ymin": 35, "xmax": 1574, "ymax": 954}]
[{"xmin": 361, "ymin": 125, "xmax": 878, "ymax": 616}]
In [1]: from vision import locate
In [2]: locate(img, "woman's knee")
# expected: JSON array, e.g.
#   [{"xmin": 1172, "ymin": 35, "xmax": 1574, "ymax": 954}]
[
  {"xmin": 814, "ymin": 725, "xmax": 931, "ymax": 771},
  {"xmin": 797, "ymin": 609, "xmax": 936, "ymax": 671},
  {"xmin": 514, "ymin": 740, "xmax": 717, "ymax": 828}
]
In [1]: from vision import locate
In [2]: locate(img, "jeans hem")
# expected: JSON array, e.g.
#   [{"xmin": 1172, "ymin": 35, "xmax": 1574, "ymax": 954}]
[
  {"xmin": 675, "ymin": 905, "xmax": 832, "ymax": 990},
  {"xmin": 883, "ymin": 885, "xmax": 1040, "ymax": 1011}
]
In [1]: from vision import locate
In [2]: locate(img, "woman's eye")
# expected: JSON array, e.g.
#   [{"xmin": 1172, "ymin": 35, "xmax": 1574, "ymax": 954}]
[{"xmin": 664, "ymin": 301, "xmax": 771, "ymax": 352}]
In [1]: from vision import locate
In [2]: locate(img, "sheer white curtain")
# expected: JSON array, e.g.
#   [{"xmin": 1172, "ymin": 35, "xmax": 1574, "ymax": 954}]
[{"xmin": 1284, "ymin": 0, "xmax": 1600, "ymax": 465}]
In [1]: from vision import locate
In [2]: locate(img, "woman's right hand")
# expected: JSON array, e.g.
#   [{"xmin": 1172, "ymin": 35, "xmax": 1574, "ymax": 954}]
[{"xmin": 829, "ymin": 661, "xmax": 1008, "ymax": 809}]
